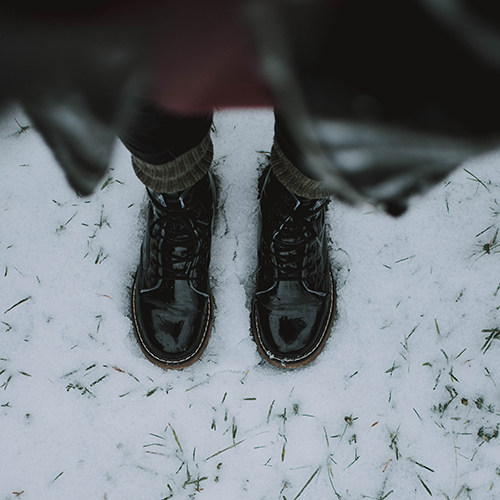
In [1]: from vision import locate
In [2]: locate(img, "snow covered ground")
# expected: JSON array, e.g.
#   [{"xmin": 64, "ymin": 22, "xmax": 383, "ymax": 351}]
[{"xmin": 1, "ymin": 107, "xmax": 499, "ymax": 500}]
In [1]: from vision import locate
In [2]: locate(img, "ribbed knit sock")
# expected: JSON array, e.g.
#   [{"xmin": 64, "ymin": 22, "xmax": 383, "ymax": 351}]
[
  {"xmin": 270, "ymin": 140, "xmax": 330, "ymax": 200},
  {"xmin": 132, "ymin": 131, "xmax": 213, "ymax": 194}
]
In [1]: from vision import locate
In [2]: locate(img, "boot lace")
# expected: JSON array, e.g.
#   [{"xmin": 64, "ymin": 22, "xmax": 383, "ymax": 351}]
[
  {"xmin": 149, "ymin": 201, "xmax": 209, "ymax": 281},
  {"xmin": 264, "ymin": 198, "xmax": 328, "ymax": 282}
]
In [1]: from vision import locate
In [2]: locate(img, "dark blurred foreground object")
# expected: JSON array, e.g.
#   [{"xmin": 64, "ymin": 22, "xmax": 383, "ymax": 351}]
[
  {"xmin": 245, "ymin": 0, "xmax": 500, "ymax": 214},
  {"xmin": 2, "ymin": 1, "xmax": 500, "ymax": 212},
  {"xmin": 0, "ymin": 1, "xmax": 268, "ymax": 195},
  {"xmin": 0, "ymin": 5, "xmax": 150, "ymax": 195}
]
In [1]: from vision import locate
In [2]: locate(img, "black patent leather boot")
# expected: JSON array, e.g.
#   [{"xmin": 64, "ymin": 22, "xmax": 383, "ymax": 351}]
[
  {"xmin": 132, "ymin": 172, "xmax": 215, "ymax": 369},
  {"xmin": 252, "ymin": 168, "xmax": 336, "ymax": 368}
]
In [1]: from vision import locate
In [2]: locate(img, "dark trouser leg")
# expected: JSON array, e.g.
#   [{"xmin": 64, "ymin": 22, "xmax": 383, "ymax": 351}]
[
  {"xmin": 119, "ymin": 101, "xmax": 213, "ymax": 193},
  {"xmin": 272, "ymin": 112, "xmax": 330, "ymax": 199}
]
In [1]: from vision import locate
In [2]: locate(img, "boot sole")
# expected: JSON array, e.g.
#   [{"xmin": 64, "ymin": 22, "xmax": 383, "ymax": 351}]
[
  {"xmin": 131, "ymin": 278, "xmax": 213, "ymax": 370},
  {"xmin": 251, "ymin": 269, "xmax": 336, "ymax": 369}
]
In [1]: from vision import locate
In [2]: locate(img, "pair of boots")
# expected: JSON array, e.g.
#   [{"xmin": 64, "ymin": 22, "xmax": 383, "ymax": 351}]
[{"xmin": 131, "ymin": 142, "xmax": 336, "ymax": 369}]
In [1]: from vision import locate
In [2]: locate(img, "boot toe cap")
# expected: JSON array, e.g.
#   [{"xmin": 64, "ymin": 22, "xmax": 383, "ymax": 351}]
[
  {"xmin": 132, "ymin": 280, "xmax": 212, "ymax": 368},
  {"xmin": 252, "ymin": 273, "xmax": 335, "ymax": 368}
]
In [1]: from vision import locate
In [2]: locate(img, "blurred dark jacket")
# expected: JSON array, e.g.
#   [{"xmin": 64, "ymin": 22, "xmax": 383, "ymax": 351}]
[{"xmin": 2, "ymin": 1, "xmax": 500, "ymax": 213}]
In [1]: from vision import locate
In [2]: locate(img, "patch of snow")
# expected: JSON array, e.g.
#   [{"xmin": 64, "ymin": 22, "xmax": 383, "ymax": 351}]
[{"xmin": 0, "ymin": 107, "xmax": 499, "ymax": 499}]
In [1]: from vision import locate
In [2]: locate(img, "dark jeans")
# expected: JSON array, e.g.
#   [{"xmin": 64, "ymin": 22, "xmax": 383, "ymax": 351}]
[
  {"xmin": 120, "ymin": 101, "xmax": 317, "ymax": 176},
  {"xmin": 120, "ymin": 101, "xmax": 213, "ymax": 165}
]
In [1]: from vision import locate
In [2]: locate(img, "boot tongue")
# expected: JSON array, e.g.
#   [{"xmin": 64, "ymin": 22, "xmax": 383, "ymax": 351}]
[
  {"xmin": 158, "ymin": 221, "xmax": 193, "ymax": 272},
  {"xmin": 148, "ymin": 189, "xmax": 166, "ymax": 208},
  {"xmin": 148, "ymin": 188, "xmax": 186, "ymax": 209},
  {"xmin": 148, "ymin": 189, "xmax": 195, "ymax": 275}
]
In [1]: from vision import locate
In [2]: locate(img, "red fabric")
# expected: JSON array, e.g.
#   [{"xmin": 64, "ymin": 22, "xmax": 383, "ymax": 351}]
[
  {"xmin": 26, "ymin": 1, "xmax": 344, "ymax": 116},
  {"xmin": 145, "ymin": 1, "xmax": 274, "ymax": 115},
  {"xmin": 27, "ymin": 0, "xmax": 273, "ymax": 115}
]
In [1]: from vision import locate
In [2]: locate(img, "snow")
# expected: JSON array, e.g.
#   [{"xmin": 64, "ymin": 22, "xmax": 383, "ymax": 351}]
[{"xmin": 1, "ymin": 107, "xmax": 500, "ymax": 500}]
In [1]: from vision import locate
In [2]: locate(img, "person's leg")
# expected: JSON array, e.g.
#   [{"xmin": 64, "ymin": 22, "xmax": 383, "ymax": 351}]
[
  {"xmin": 120, "ymin": 101, "xmax": 213, "ymax": 192},
  {"xmin": 120, "ymin": 102, "xmax": 216, "ymax": 369},
  {"xmin": 251, "ymin": 112, "xmax": 335, "ymax": 368},
  {"xmin": 272, "ymin": 111, "xmax": 330, "ymax": 198}
]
